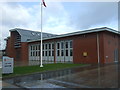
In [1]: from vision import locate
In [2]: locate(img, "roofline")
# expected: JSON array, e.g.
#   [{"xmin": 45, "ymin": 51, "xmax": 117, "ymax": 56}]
[{"xmin": 27, "ymin": 27, "xmax": 119, "ymax": 43}]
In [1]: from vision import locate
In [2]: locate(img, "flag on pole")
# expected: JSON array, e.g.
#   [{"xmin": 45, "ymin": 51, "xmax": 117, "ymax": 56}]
[{"xmin": 42, "ymin": 0, "xmax": 46, "ymax": 7}]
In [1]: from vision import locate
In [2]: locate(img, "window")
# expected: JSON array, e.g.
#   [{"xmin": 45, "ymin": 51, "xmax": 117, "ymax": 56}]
[
  {"xmin": 33, "ymin": 46, "xmax": 35, "ymax": 50},
  {"xmin": 61, "ymin": 42, "xmax": 64, "ymax": 49},
  {"xmin": 70, "ymin": 49, "xmax": 73, "ymax": 56},
  {"xmin": 57, "ymin": 43, "xmax": 60, "ymax": 49},
  {"xmin": 33, "ymin": 52, "xmax": 35, "ymax": 56},
  {"xmin": 70, "ymin": 41, "xmax": 73, "ymax": 48},
  {"xmin": 65, "ymin": 42, "xmax": 68, "ymax": 48},
  {"xmin": 52, "ymin": 44, "xmax": 54, "ymax": 49},
  {"xmin": 31, "ymin": 52, "xmax": 32, "ymax": 56},
  {"xmin": 49, "ymin": 44, "xmax": 51, "ymax": 49},
  {"xmin": 66, "ymin": 50, "xmax": 68, "ymax": 56},
  {"xmin": 61, "ymin": 50, "xmax": 64, "ymax": 56},
  {"xmin": 42, "ymin": 51, "xmax": 44, "ymax": 56},
  {"xmin": 45, "ymin": 51, "xmax": 47, "ymax": 56},
  {"xmin": 52, "ymin": 51, "xmax": 54, "ymax": 56},
  {"xmin": 36, "ymin": 51, "xmax": 37, "ymax": 56},
  {"xmin": 39, "ymin": 45, "xmax": 40, "ymax": 50},
  {"xmin": 38, "ymin": 51, "xmax": 40, "ymax": 56},
  {"xmin": 31, "ymin": 46, "xmax": 32, "ymax": 50},
  {"xmin": 49, "ymin": 51, "xmax": 51, "ymax": 56},
  {"xmin": 57, "ymin": 50, "xmax": 60, "ymax": 56},
  {"xmin": 43, "ymin": 44, "xmax": 44, "ymax": 50},
  {"xmin": 36, "ymin": 45, "xmax": 37, "ymax": 50},
  {"xmin": 45, "ymin": 44, "xmax": 47, "ymax": 49}
]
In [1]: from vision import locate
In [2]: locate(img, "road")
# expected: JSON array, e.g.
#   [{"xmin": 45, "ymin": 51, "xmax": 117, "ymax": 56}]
[{"xmin": 2, "ymin": 63, "xmax": 119, "ymax": 89}]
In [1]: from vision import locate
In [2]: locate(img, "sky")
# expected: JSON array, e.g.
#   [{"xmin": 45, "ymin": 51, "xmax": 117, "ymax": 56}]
[{"xmin": 0, "ymin": 1, "xmax": 118, "ymax": 50}]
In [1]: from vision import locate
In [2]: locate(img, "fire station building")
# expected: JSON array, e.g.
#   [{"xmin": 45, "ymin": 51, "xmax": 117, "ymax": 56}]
[{"xmin": 5, "ymin": 27, "xmax": 120, "ymax": 66}]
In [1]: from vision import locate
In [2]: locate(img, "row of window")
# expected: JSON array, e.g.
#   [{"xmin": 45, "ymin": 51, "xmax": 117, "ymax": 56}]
[
  {"xmin": 30, "ymin": 50, "xmax": 54, "ymax": 56},
  {"xmin": 57, "ymin": 41, "xmax": 73, "ymax": 49},
  {"xmin": 29, "ymin": 41, "xmax": 73, "ymax": 57},
  {"xmin": 57, "ymin": 49, "xmax": 73, "ymax": 56},
  {"xmin": 30, "ymin": 43, "xmax": 54, "ymax": 50}
]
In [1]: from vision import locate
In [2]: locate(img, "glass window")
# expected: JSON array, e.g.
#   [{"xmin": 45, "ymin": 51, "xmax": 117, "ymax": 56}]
[
  {"xmin": 49, "ymin": 44, "xmax": 51, "ymax": 49},
  {"xmin": 31, "ymin": 46, "xmax": 32, "ymax": 50},
  {"xmin": 45, "ymin": 51, "xmax": 47, "ymax": 56},
  {"xmin": 70, "ymin": 49, "xmax": 73, "ymax": 56},
  {"xmin": 61, "ymin": 50, "xmax": 64, "ymax": 56},
  {"xmin": 57, "ymin": 50, "xmax": 60, "ymax": 56},
  {"xmin": 66, "ymin": 50, "xmax": 68, "ymax": 56},
  {"xmin": 65, "ymin": 42, "xmax": 68, "ymax": 48},
  {"xmin": 38, "ymin": 51, "xmax": 40, "ymax": 56},
  {"xmin": 42, "ymin": 51, "xmax": 44, "ymax": 56},
  {"xmin": 33, "ymin": 46, "xmax": 35, "ymax": 50},
  {"xmin": 31, "ymin": 52, "xmax": 32, "ymax": 56},
  {"xmin": 33, "ymin": 52, "xmax": 35, "ymax": 56},
  {"xmin": 42, "ymin": 44, "xmax": 44, "ymax": 50},
  {"xmin": 49, "ymin": 51, "xmax": 51, "ymax": 56},
  {"xmin": 70, "ymin": 41, "xmax": 73, "ymax": 48},
  {"xmin": 45, "ymin": 44, "xmax": 47, "ymax": 49},
  {"xmin": 36, "ymin": 51, "xmax": 37, "ymax": 56},
  {"xmin": 39, "ymin": 45, "xmax": 40, "ymax": 50},
  {"xmin": 52, "ymin": 44, "xmax": 54, "ymax": 49},
  {"xmin": 57, "ymin": 43, "xmax": 60, "ymax": 49},
  {"xmin": 52, "ymin": 51, "xmax": 54, "ymax": 56},
  {"xmin": 61, "ymin": 42, "xmax": 64, "ymax": 49},
  {"xmin": 36, "ymin": 45, "xmax": 38, "ymax": 50}
]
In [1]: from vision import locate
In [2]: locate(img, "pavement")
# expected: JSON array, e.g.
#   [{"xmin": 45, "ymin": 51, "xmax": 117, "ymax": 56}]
[{"xmin": 2, "ymin": 63, "xmax": 119, "ymax": 89}]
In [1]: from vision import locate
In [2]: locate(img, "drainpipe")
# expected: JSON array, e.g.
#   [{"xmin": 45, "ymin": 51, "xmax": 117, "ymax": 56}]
[{"xmin": 97, "ymin": 33, "xmax": 100, "ymax": 64}]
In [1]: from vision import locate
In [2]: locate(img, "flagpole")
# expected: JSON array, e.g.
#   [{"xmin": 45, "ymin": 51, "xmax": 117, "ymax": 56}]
[{"xmin": 40, "ymin": 2, "xmax": 43, "ymax": 67}]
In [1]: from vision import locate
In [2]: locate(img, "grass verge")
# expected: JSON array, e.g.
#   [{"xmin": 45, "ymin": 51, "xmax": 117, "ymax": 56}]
[{"xmin": 2, "ymin": 63, "xmax": 87, "ymax": 78}]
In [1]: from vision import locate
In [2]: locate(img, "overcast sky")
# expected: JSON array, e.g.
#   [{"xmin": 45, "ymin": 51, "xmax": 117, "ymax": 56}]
[{"xmin": 0, "ymin": 2, "xmax": 118, "ymax": 50}]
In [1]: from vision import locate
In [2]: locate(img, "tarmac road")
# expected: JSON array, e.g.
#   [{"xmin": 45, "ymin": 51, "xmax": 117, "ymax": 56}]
[{"xmin": 2, "ymin": 63, "xmax": 119, "ymax": 89}]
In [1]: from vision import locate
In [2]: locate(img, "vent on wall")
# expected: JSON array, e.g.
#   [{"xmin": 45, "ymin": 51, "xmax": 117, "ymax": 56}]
[{"xmin": 14, "ymin": 33, "xmax": 21, "ymax": 48}]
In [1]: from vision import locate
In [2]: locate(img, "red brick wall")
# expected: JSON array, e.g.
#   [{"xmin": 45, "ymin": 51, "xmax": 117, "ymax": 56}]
[
  {"xmin": 103, "ymin": 31, "xmax": 119, "ymax": 63},
  {"xmin": 5, "ymin": 31, "xmax": 28, "ymax": 66},
  {"xmin": 73, "ymin": 33, "xmax": 98, "ymax": 64}
]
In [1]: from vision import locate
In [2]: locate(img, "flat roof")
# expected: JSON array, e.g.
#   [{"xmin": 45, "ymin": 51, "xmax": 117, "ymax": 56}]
[{"xmin": 28, "ymin": 27, "xmax": 119, "ymax": 43}]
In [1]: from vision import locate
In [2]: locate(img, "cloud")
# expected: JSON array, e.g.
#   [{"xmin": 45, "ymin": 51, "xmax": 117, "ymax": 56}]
[
  {"xmin": 0, "ymin": 2, "xmax": 71, "ymax": 49},
  {"xmin": 68, "ymin": 2, "xmax": 118, "ymax": 29},
  {"xmin": 0, "ymin": 2, "xmax": 118, "ymax": 50}
]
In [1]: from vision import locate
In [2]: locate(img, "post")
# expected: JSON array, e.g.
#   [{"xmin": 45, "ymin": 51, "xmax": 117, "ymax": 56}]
[
  {"xmin": 40, "ymin": 3, "xmax": 43, "ymax": 67},
  {"xmin": 97, "ymin": 33, "xmax": 100, "ymax": 64}
]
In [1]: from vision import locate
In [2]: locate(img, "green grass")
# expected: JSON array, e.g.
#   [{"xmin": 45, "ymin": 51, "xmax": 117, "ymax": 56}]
[{"xmin": 2, "ymin": 63, "xmax": 87, "ymax": 78}]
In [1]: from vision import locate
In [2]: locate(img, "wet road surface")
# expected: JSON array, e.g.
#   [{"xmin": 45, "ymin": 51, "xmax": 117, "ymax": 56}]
[{"xmin": 2, "ymin": 64, "xmax": 118, "ymax": 89}]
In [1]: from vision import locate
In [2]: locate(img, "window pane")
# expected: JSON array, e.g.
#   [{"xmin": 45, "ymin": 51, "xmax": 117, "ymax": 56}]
[
  {"xmin": 70, "ymin": 41, "xmax": 73, "ymax": 48},
  {"xmin": 31, "ymin": 46, "xmax": 32, "ymax": 50},
  {"xmin": 52, "ymin": 51, "xmax": 54, "ymax": 56},
  {"xmin": 61, "ymin": 42, "xmax": 64, "ymax": 49},
  {"xmin": 66, "ymin": 50, "xmax": 68, "ymax": 56},
  {"xmin": 57, "ymin": 43, "xmax": 60, "ymax": 49},
  {"xmin": 43, "ymin": 44, "xmax": 44, "ymax": 50},
  {"xmin": 49, "ymin": 51, "xmax": 51, "ymax": 56},
  {"xmin": 52, "ymin": 44, "xmax": 54, "ymax": 49},
  {"xmin": 57, "ymin": 50, "xmax": 60, "ymax": 56},
  {"xmin": 66, "ymin": 42, "xmax": 68, "ymax": 48},
  {"xmin": 70, "ymin": 49, "xmax": 73, "ymax": 56},
  {"xmin": 42, "ymin": 51, "xmax": 44, "ymax": 56},
  {"xmin": 39, "ymin": 45, "xmax": 40, "ymax": 50},
  {"xmin": 61, "ymin": 50, "xmax": 64, "ymax": 56},
  {"xmin": 33, "ymin": 52, "xmax": 35, "ymax": 56},
  {"xmin": 45, "ymin": 51, "xmax": 47, "ymax": 56},
  {"xmin": 49, "ymin": 44, "xmax": 51, "ymax": 49},
  {"xmin": 31, "ymin": 52, "xmax": 32, "ymax": 56},
  {"xmin": 45, "ymin": 44, "xmax": 47, "ymax": 49},
  {"xmin": 39, "ymin": 51, "xmax": 40, "ymax": 56}
]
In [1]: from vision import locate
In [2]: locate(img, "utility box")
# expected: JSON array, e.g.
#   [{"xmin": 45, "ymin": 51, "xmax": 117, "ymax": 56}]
[{"xmin": 2, "ymin": 56, "xmax": 14, "ymax": 74}]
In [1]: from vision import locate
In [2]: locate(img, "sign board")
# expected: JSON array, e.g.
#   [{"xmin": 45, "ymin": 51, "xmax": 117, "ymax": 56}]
[
  {"xmin": 83, "ymin": 52, "xmax": 88, "ymax": 57},
  {"xmin": 2, "ymin": 56, "xmax": 14, "ymax": 74}
]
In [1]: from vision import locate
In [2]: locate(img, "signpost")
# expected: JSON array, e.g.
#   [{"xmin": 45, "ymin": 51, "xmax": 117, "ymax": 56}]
[{"xmin": 2, "ymin": 56, "xmax": 14, "ymax": 74}]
